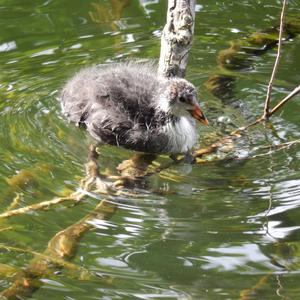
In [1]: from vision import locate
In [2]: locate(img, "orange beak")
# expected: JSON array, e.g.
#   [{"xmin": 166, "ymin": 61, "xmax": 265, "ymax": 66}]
[{"xmin": 188, "ymin": 105, "xmax": 209, "ymax": 125}]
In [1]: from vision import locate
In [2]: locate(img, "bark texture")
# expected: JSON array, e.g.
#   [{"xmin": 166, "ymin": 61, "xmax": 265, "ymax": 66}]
[{"xmin": 158, "ymin": 0, "xmax": 196, "ymax": 78}]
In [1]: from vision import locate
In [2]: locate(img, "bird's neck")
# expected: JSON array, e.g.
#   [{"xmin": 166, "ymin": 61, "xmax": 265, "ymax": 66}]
[{"xmin": 161, "ymin": 115, "xmax": 197, "ymax": 154}]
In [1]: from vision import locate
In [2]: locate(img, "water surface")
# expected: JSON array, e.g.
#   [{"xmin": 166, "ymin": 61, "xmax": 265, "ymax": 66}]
[{"xmin": 1, "ymin": 0, "xmax": 300, "ymax": 299}]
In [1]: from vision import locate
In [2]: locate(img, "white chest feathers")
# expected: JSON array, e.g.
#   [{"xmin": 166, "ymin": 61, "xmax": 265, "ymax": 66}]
[{"xmin": 162, "ymin": 116, "xmax": 198, "ymax": 153}]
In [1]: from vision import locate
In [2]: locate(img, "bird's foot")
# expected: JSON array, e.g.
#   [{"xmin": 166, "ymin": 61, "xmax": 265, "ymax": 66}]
[
  {"xmin": 95, "ymin": 177, "xmax": 115, "ymax": 194},
  {"xmin": 169, "ymin": 151, "xmax": 195, "ymax": 164},
  {"xmin": 182, "ymin": 151, "xmax": 196, "ymax": 164},
  {"xmin": 169, "ymin": 153, "xmax": 180, "ymax": 162}
]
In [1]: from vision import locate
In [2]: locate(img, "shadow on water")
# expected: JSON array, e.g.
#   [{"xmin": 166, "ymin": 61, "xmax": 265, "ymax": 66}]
[{"xmin": 1, "ymin": 0, "xmax": 300, "ymax": 299}]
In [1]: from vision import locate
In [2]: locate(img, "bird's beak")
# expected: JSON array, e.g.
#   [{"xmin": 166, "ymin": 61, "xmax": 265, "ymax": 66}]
[{"xmin": 188, "ymin": 105, "xmax": 209, "ymax": 125}]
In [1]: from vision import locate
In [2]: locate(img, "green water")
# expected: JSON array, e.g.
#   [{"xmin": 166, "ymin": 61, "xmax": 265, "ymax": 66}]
[{"xmin": 1, "ymin": 1, "xmax": 300, "ymax": 299}]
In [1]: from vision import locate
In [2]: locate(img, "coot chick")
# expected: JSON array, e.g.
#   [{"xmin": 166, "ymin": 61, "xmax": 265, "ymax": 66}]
[{"xmin": 60, "ymin": 62, "xmax": 208, "ymax": 154}]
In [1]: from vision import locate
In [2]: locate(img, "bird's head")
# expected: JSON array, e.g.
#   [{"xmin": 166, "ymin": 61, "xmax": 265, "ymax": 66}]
[{"xmin": 158, "ymin": 78, "xmax": 209, "ymax": 125}]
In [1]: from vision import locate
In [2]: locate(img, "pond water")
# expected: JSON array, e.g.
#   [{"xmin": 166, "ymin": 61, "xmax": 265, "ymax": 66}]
[{"xmin": 1, "ymin": 0, "xmax": 300, "ymax": 299}]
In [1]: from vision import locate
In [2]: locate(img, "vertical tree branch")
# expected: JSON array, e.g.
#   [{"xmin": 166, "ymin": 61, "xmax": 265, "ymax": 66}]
[
  {"xmin": 263, "ymin": 0, "xmax": 287, "ymax": 119},
  {"xmin": 158, "ymin": 0, "xmax": 196, "ymax": 78}
]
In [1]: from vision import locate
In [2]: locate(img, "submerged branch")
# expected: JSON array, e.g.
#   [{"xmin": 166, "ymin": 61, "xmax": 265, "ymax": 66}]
[
  {"xmin": 0, "ymin": 199, "xmax": 117, "ymax": 300},
  {"xmin": 250, "ymin": 139, "xmax": 300, "ymax": 159},
  {"xmin": 0, "ymin": 194, "xmax": 81, "ymax": 219},
  {"xmin": 0, "ymin": 151, "xmax": 154, "ymax": 219},
  {"xmin": 0, "ymin": 244, "xmax": 93, "ymax": 278},
  {"xmin": 4, "ymin": 193, "xmax": 22, "ymax": 212},
  {"xmin": 240, "ymin": 275, "xmax": 271, "ymax": 300},
  {"xmin": 0, "ymin": 145, "xmax": 157, "ymax": 299},
  {"xmin": 0, "ymin": 264, "xmax": 18, "ymax": 279}
]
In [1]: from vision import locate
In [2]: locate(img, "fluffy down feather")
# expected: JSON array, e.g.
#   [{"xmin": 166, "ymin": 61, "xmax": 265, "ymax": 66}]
[{"xmin": 59, "ymin": 62, "xmax": 198, "ymax": 153}]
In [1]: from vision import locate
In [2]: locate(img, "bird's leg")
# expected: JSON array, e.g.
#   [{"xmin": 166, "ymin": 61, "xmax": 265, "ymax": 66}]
[
  {"xmin": 80, "ymin": 144, "xmax": 100, "ymax": 191},
  {"xmin": 89, "ymin": 144, "xmax": 115, "ymax": 194},
  {"xmin": 86, "ymin": 144, "xmax": 100, "ymax": 177},
  {"xmin": 81, "ymin": 143, "xmax": 113, "ymax": 194},
  {"xmin": 115, "ymin": 153, "xmax": 157, "ymax": 188}
]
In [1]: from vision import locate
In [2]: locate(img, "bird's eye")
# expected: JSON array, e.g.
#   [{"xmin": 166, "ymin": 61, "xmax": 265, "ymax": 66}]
[{"xmin": 179, "ymin": 97, "xmax": 186, "ymax": 103}]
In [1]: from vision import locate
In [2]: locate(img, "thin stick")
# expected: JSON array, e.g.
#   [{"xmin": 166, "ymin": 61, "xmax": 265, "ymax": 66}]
[
  {"xmin": 237, "ymin": 139, "xmax": 300, "ymax": 161},
  {"xmin": 269, "ymin": 84, "xmax": 300, "ymax": 116},
  {"xmin": 192, "ymin": 83, "xmax": 300, "ymax": 160},
  {"xmin": 236, "ymin": 83, "xmax": 300, "ymax": 133},
  {"xmin": 263, "ymin": 0, "xmax": 287, "ymax": 119}
]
